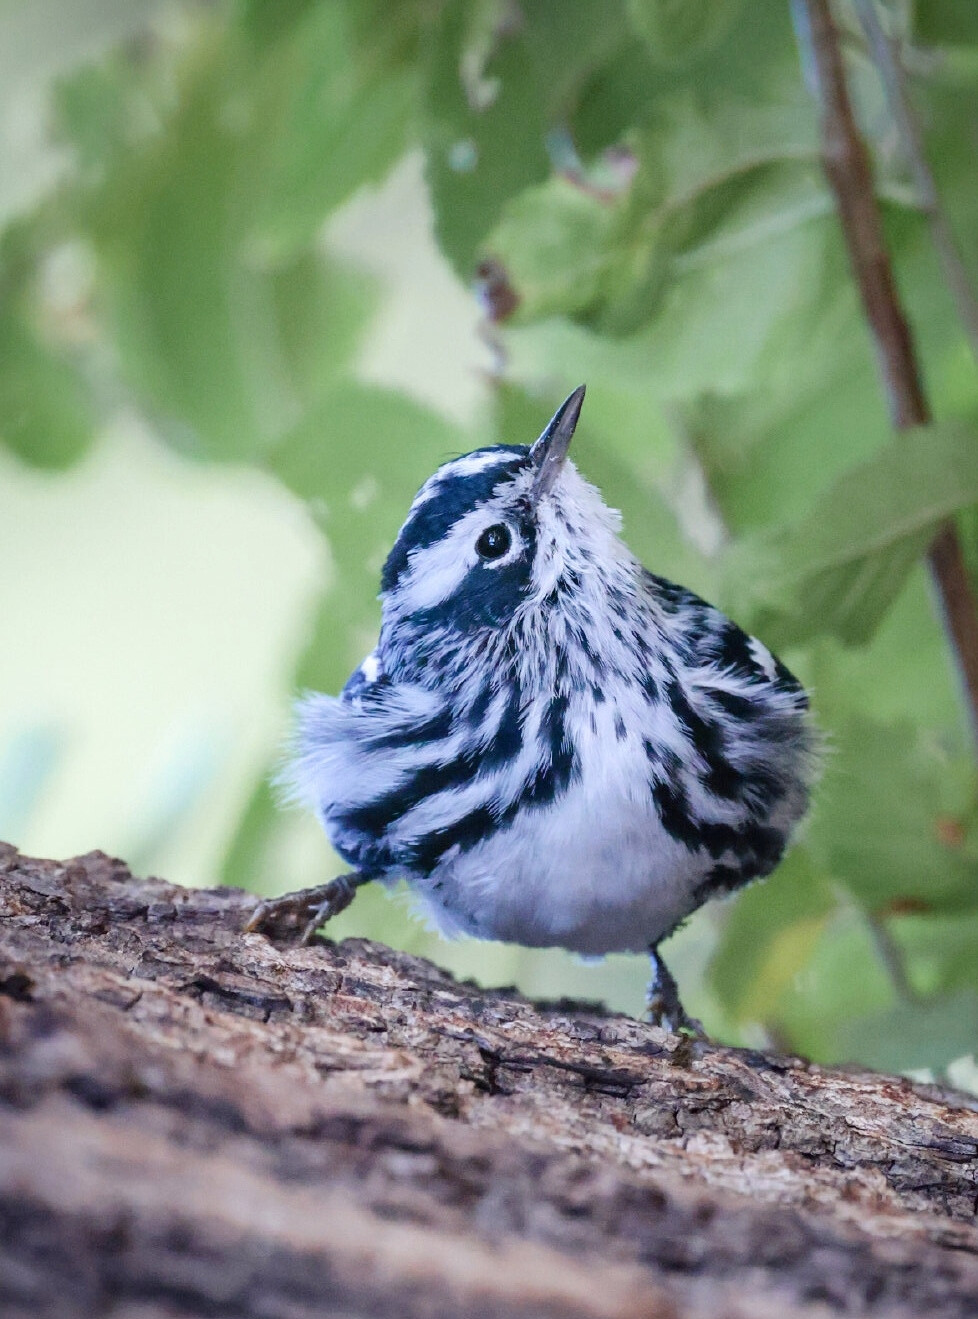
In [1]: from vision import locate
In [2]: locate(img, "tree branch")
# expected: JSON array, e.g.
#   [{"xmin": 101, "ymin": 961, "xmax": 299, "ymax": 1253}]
[
  {"xmin": 2, "ymin": 845, "xmax": 978, "ymax": 1318},
  {"xmin": 796, "ymin": 0, "xmax": 978, "ymax": 751}
]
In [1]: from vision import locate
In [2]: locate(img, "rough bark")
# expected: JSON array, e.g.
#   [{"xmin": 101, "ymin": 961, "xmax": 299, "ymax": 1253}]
[{"xmin": 1, "ymin": 844, "xmax": 977, "ymax": 1319}]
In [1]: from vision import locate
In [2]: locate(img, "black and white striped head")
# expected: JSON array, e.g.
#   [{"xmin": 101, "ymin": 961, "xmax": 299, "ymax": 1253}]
[{"xmin": 379, "ymin": 387, "xmax": 627, "ymax": 634}]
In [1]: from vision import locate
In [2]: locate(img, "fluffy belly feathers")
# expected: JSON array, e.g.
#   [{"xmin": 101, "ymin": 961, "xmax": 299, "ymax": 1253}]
[{"xmin": 410, "ymin": 769, "xmax": 708, "ymax": 956}]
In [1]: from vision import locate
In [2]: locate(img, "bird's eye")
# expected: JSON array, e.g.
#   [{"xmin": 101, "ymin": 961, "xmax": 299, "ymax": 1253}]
[{"xmin": 475, "ymin": 524, "xmax": 512, "ymax": 560}]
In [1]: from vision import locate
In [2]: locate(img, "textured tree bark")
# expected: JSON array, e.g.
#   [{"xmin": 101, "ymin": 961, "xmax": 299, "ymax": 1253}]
[{"xmin": 1, "ymin": 844, "xmax": 977, "ymax": 1319}]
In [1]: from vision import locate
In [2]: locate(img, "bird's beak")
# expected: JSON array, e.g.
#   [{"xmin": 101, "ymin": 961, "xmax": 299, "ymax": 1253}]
[{"xmin": 529, "ymin": 384, "xmax": 586, "ymax": 501}]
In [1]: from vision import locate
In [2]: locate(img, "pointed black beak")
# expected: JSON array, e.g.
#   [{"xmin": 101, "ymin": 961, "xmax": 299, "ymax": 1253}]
[{"xmin": 529, "ymin": 384, "xmax": 586, "ymax": 501}]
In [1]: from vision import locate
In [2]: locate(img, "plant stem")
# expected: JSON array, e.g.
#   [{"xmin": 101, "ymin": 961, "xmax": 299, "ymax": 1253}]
[
  {"xmin": 865, "ymin": 911, "xmax": 916, "ymax": 1004},
  {"xmin": 796, "ymin": 0, "xmax": 978, "ymax": 753},
  {"xmin": 853, "ymin": 0, "xmax": 978, "ymax": 364}
]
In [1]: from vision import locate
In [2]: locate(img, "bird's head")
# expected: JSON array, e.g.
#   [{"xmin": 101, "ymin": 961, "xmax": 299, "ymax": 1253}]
[{"xmin": 378, "ymin": 386, "xmax": 632, "ymax": 662}]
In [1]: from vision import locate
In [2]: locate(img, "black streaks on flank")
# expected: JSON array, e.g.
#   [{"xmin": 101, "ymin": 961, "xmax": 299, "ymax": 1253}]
[
  {"xmin": 745, "ymin": 763, "xmax": 790, "ymax": 814},
  {"xmin": 339, "ymin": 685, "xmax": 523, "ymax": 864},
  {"xmin": 633, "ymin": 631, "xmax": 654, "ymax": 667},
  {"xmin": 344, "ymin": 685, "xmax": 580, "ymax": 877},
  {"xmin": 342, "ymin": 664, "xmax": 388, "ymax": 703},
  {"xmin": 591, "ymin": 684, "xmax": 605, "ymax": 704},
  {"xmin": 692, "ymin": 863, "xmax": 749, "ymax": 905},
  {"xmin": 711, "ymin": 620, "xmax": 807, "ymax": 710},
  {"xmin": 645, "ymin": 572, "xmax": 689, "ymax": 615},
  {"xmin": 615, "ymin": 713, "xmax": 628, "ymax": 741},
  {"xmin": 651, "ymin": 780, "xmax": 701, "ymax": 852},
  {"xmin": 366, "ymin": 705, "xmax": 453, "ymax": 750},
  {"xmin": 580, "ymin": 628, "xmax": 606, "ymax": 678},
  {"xmin": 752, "ymin": 826, "xmax": 787, "ymax": 875},
  {"xmin": 520, "ymin": 760, "xmax": 566, "ymax": 812},
  {"xmin": 775, "ymin": 655, "xmax": 809, "ymax": 706},
  {"xmin": 710, "ymin": 688, "xmax": 762, "ymax": 722},
  {"xmin": 467, "ymin": 682, "xmax": 494, "ymax": 727},
  {"xmin": 411, "ymin": 806, "xmax": 498, "ymax": 875},
  {"xmin": 713, "ymin": 620, "xmax": 759, "ymax": 677},
  {"xmin": 704, "ymin": 756, "xmax": 746, "ymax": 802},
  {"xmin": 412, "ymin": 692, "xmax": 579, "ymax": 874},
  {"xmin": 330, "ymin": 828, "xmax": 386, "ymax": 875},
  {"xmin": 643, "ymin": 741, "xmax": 681, "ymax": 782},
  {"xmin": 641, "ymin": 672, "xmax": 659, "ymax": 703},
  {"xmin": 666, "ymin": 677, "xmax": 724, "ymax": 765},
  {"xmin": 339, "ymin": 747, "xmax": 476, "ymax": 842},
  {"xmin": 665, "ymin": 677, "xmax": 751, "ymax": 803},
  {"xmin": 653, "ymin": 774, "xmax": 786, "ymax": 869},
  {"xmin": 690, "ymin": 825, "xmax": 786, "ymax": 901},
  {"xmin": 693, "ymin": 863, "xmax": 747, "ymax": 903},
  {"xmin": 479, "ymin": 686, "xmax": 523, "ymax": 769},
  {"xmin": 541, "ymin": 692, "xmax": 575, "ymax": 790},
  {"xmin": 607, "ymin": 585, "xmax": 630, "ymax": 621}
]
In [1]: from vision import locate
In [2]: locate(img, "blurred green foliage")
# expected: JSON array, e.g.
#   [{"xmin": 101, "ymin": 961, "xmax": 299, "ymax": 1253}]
[{"xmin": 3, "ymin": 0, "xmax": 978, "ymax": 1074}]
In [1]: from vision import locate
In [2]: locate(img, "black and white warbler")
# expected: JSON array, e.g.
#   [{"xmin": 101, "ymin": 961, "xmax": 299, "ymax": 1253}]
[{"xmin": 247, "ymin": 387, "xmax": 816, "ymax": 1030}]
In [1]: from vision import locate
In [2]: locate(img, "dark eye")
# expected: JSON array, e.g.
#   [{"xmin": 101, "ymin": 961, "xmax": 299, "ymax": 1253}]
[{"xmin": 475, "ymin": 523, "xmax": 512, "ymax": 560}]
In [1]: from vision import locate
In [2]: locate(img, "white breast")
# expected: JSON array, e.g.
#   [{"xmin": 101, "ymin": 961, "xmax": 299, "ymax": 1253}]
[{"xmin": 409, "ymin": 696, "xmax": 710, "ymax": 956}]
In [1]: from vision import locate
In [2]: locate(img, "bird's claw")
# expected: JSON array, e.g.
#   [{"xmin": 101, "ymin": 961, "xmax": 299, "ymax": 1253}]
[
  {"xmin": 244, "ymin": 875, "xmax": 359, "ymax": 944},
  {"xmin": 644, "ymin": 994, "xmax": 708, "ymax": 1040},
  {"xmin": 645, "ymin": 945, "xmax": 709, "ymax": 1040}
]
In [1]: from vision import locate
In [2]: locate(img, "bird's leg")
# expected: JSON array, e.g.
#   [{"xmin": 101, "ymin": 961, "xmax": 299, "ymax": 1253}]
[
  {"xmin": 244, "ymin": 873, "xmax": 368, "ymax": 944},
  {"xmin": 645, "ymin": 945, "xmax": 707, "ymax": 1038}
]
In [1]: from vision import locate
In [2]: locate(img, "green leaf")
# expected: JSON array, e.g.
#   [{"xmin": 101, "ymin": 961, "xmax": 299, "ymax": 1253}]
[
  {"xmin": 726, "ymin": 420, "xmax": 978, "ymax": 648},
  {"xmin": 769, "ymin": 908, "xmax": 896, "ymax": 1060},
  {"xmin": 836, "ymin": 991, "xmax": 978, "ymax": 1072},
  {"xmin": 914, "ymin": 1, "xmax": 978, "ymax": 46},
  {"xmin": 88, "ymin": 47, "xmax": 281, "ymax": 461},
  {"xmin": 485, "ymin": 177, "xmax": 622, "ymax": 323},
  {"xmin": 709, "ymin": 848, "xmax": 835, "ymax": 1022},
  {"xmin": 80, "ymin": 30, "xmax": 383, "ymax": 462},
  {"xmin": 0, "ymin": 315, "xmax": 95, "ymax": 469},
  {"xmin": 243, "ymin": 1, "xmax": 418, "ymax": 260},
  {"xmin": 801, "ymin": 568, "xmax": 960, "ymax": 732},
  {"xmin": 52, "ymin": 57, "xmax": 146, "ymax": 181},
  {"xmin": 624, "ymin": 0, "xmax": 743, "ymax": 67},
  {"xmin": 631, "ymin": 85, "xmax": 818, "ymax": 218},
  {"xmin": 219, "ymin": 773, "xmax": 287, "ymax": 895},
  {"xmin": 265, "ymin": 382, "xmax": 470, "ymax": 682},
  {"xmin": 423, "ymin": 0, "xmax": 638, "ymax": 277},
  {"xmin": 810, "ymin": 715, "xmax": 978, "ymax": 913},
  {"xmin": 422, "ymin": 2, "xmax": 551, "ymax": 277},
  {"xmin": 484, "ymin": 77, "xmax": 824, "ymax": 338},
  {"xmin": 237, "ymin": 0, "xmax": 319, "ymax": 45},
  {"xmin": 891, "ymin": 910, "xmax": 978, "ymax": 997},
  {"xmin": 268, "ymin": 252, "xmax": 378, "ymax": 411}
]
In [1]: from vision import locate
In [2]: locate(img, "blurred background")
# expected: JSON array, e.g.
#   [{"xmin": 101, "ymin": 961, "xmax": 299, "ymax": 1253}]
[{"xmin": 2, "ymin": 0, "xmax": 978, "ymax": 1084}]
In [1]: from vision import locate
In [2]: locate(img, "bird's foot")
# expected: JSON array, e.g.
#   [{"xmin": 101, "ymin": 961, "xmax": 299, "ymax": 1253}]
[
  {"xmin": 644, "ymin": 992, "xmax": 707, "ymax": 1039},
  {"xmin": 645, "ymin": 946, "xmax": 708, "ymax": 1040},
  {"xmin": 244, "ymin": 874, "xmax": 362, "ymax": 944}
]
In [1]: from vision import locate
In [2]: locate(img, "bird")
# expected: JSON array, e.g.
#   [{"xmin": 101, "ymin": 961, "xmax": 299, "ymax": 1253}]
[{"xmin": 246, "ymin": 386, "xmax": 817, "ymax": 1031}]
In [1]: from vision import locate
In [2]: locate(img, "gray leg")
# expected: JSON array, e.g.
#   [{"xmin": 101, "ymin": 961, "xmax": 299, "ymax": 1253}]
[
  {"xmin": 645, "ymin": 945, "xmax": 706, "ymax": 1037},
  {"xmin": 244, "ymin": 873, "xmax": 367, "ymax": 944}
]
